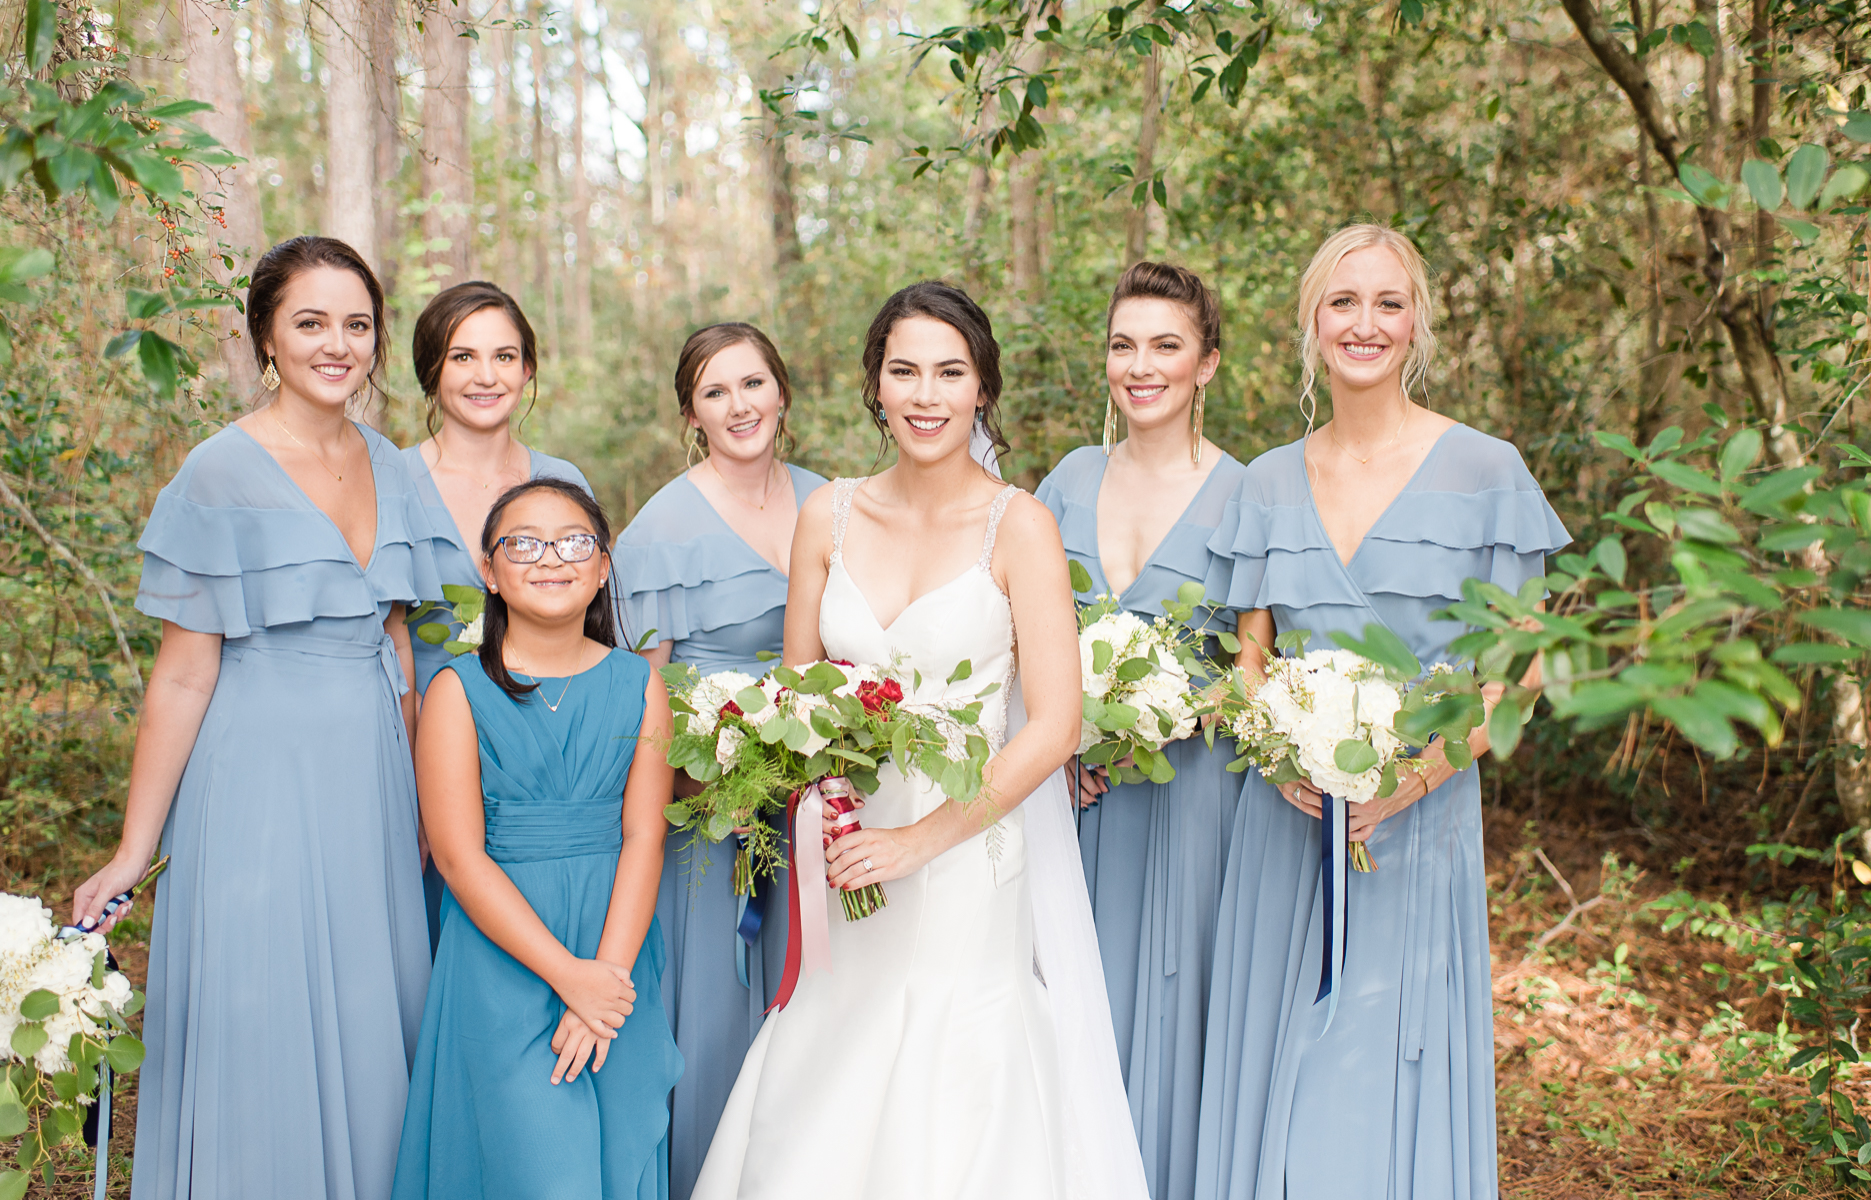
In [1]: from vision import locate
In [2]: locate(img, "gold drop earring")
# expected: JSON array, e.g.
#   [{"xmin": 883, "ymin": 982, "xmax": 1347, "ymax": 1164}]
[
  {"xmin": 685, "ymin": 426, "xmax": 702, "ymax": 470},
  {"xmin": 1102, "ymin": 394, "xmax": 1118, "ymax": 457},
  {"xmin": 261, "ymin": 357, "xmax": 281, "ymax": 390},
  {"xmin": 1191, "ymin": 382, "xmax": 1206, "ymax": 467}
]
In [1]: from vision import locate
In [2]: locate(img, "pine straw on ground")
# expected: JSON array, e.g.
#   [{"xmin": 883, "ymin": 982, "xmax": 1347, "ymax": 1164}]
[{"xmin": 21, "ymin": 821, "xmax": 1865, "ymax": 1198}]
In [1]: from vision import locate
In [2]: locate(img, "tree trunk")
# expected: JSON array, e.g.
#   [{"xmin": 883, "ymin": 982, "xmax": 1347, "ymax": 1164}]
[
  {"xmin": 370, "ymin": 0, "xmax": 400, "ymax": 284},
  {"xmin": 324, "ymin": 0, "xmax": 378, "ymax": 270},
  {"xmin": 1123, "ymin": 39, "xmax": 1161, "ymax": 266},
  {"xmin": 1007, "ymin": 20, "xmax": 1051, "ymax": 303},
  {"xmin": 420, "ymin": 0, "xmax": 474, "ymax": 284},
  {"xmin": 566, "ymin": 0, "xmax": 594, "ymax": 356},
  {"xmin": 1694, "ymin": 0, "xmax": 1726, "ymax": 175},
  {"xmin": 178, "ymin": 0, "xmax": 263, "ymax": 396},
  {"xmin": 529, "ymin": 18, "xmax": 561, "ymax": 361},
  {"xmin": 494, "ymin": 19, "xmax": 519, "ymax": 289}
]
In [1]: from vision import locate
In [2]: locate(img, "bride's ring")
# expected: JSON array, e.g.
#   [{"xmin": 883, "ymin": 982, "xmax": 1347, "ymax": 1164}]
[{"xmin": 862, "ymin": 858, "xmax": 875, "ymax": 871}]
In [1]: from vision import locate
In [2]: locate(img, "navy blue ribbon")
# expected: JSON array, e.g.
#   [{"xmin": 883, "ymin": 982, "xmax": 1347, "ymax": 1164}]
[{"xmin": 1315, "ymin": 793, "xmax": 1348, "ymax": 1036}]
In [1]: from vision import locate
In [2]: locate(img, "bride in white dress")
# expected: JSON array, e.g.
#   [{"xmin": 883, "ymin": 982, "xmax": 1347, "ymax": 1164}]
[{"xmin": 695, "ymin": 283, "xmax": 1147, "ymax": 1200}]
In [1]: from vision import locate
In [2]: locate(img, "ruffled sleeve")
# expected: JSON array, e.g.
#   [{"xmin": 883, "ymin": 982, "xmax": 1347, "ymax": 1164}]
[
  {"xmin": 136, "ymin": 426, "xmax": 444, "ymax": 639},
  {"xmin": 612, "ymin": 475, "xmax": 793, "ymax": 651}
]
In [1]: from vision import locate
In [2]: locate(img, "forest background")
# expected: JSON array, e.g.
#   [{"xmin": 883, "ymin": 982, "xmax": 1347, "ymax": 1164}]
[{"xmin": 1, "ymin": 0, "xmax": 1869, "ymax": 1193}]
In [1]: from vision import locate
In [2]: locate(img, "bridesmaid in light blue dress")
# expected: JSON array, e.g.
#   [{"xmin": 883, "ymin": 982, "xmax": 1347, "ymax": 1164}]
[
  {"xmin": 1036, "ymin": 262, "xmax": 1248, "ymax": 1200},
  {"xmin": 1196, "ymin": 226, "xmax": 1568, "ymax": 1199},
  {"xmin": 73, "ymin": 237, "xmax": 441, "ymax": 1200},
  {"xmin": 395, "ymin": 479, "xmax": 682, "ymax": 1199},
  {"xmin": 397, "ymin": 282, "xmax": 618, "ymax": 950},
  {"xmin": 617, "ymin": 323, "xmax": 827, "ymax": 1199}
]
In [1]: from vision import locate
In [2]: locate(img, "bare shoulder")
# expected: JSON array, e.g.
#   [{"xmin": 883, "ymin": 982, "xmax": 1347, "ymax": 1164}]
[{"xmin": 994, "ymin": 491, "xmax": 1065, "ymax": 556}]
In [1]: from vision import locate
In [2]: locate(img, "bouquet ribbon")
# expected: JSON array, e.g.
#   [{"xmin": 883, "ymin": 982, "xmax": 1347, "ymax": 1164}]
[
  {"xmin": 768, "ymin": 782, "xmax": 835, "ymax": 1012},
  {"xmin": 1315, "ymin": 793, "xmax": 1349, "ymax": 1037}
]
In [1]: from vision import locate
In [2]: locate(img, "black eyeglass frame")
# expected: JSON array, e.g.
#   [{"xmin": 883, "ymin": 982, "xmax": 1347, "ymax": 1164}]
[{"xmin": 494, "ymin": 533, "xmax": 602, "ymax": 565}]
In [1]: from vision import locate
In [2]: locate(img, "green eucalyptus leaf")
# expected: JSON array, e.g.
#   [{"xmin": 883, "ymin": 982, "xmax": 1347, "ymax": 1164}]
[
  {"xmin": 9, "ymin": 1025, "xmax": 45, "ymax": 1060},
  {"xmin": 1068, "ymin": 560, "xmax": 1094, "ymax": 594},
  {"xmin": 1741, "ymin": 158, "xmax": 1783, "ymax": 210},
  {"xmin": 0, "ymin": 1101, "xmax": 25, "ymax": 1141},
  {"xmin": 1092, "ymin": 640, "xmax": 1114, "ymax": 675},
  {"xmin": 17, "ymin": 990, "xmax": 57, "ymax": 1022},
  {"xmin": 1786, "ymin": 143, "xmax": 1830, "ymax": 210},
  {"xmin": 1333, "ymin": 739, "xmax": 1379, "ymax": 775}
]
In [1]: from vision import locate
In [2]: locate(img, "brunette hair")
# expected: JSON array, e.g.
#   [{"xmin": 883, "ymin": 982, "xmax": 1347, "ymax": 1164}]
[
  {"xmin": 411, "ymin": 281, "xmax": 541, "ymax": 436},
  {"xmin": 476, "ymin": 478, "xmax": 617, "ymax": 701},
  {"xmin": 1106, "ymin": 261, "xmax": 1223, "ymax": 358},
  {"xmin": 859, "ymin": 281, "xmax": 1009, "ymax": 461},
  {"xmin": 673, "ymin": 322, "xmax": 795, "ymax": 458},
  {"xmin": 1294, "ymin": 223, "xmax": 1438, "ymax": 426},
  {"xmin": 246, "ymin": 236, "xmax": 387, "ymax": 409}
]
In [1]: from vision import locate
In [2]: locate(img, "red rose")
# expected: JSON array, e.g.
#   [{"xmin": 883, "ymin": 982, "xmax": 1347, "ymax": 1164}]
[
  {"xmin": 856, "ymin": 678, "xmax": 904, "ymax": 715},
  {"xmin": 720, "ymin": 700, "xmax": 744, "ymax": 719}
]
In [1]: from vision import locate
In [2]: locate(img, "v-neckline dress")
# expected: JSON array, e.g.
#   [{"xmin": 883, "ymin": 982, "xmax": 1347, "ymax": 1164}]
[
  {"xmin": 614, "ymin": 463, "xmax": 827, "ymax": 1200},
  {"xmin": 695, "ymin": 477, "xmax": 1148, "ymax": 1200},
  {"xmin": 131, "ymin": 422, "xmax": 444, "ymax": 1200},
  {"xmin": 1193, "ymin": 425, "xmax": 1569, "ymax": 1200},
  {"xmin": 1034, "ymin": 445, "xmax": 1251, "ymax": 1200}
]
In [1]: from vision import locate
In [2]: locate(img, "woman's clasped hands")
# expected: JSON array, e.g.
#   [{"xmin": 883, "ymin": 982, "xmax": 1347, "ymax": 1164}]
[{"xmin": 547, "ymin": 955, "xmax": 637, "ymax": 1085}]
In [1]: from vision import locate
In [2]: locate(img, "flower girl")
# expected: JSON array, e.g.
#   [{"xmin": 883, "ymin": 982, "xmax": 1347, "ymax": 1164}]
[{"xmin": 393, "ymin": 477, "xmax": 683, "ymax": 1199}]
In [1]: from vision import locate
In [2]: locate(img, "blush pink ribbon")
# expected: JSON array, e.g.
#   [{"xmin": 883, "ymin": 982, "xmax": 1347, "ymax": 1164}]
[{"xmin": 769, "ymin": 782, "xmax": 834, "ymax": 1011}]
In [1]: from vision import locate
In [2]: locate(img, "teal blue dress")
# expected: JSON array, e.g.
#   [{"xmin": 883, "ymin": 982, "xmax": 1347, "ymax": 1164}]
[
  {"xmin": 1194, "ymin": 426, "xmax": 1568, "ymax": 1200},
  {"xmin": 614, "ymin": 464, "xmax": 827, "ymax": 1200},
  {"xmin": 131, "ymin": 423, "xmax": 442, "ymax": 1200},
  {"xmin": 1035, "ymin": 445, "xmax": 1250, "ymax": 1200},
  {"xmin": 402, "ymin": 444, "xmax": 617, "ymax": 953},
  {"xmin": 392, "ymin": 648, "xmax": 683, "ymax": 1200}
]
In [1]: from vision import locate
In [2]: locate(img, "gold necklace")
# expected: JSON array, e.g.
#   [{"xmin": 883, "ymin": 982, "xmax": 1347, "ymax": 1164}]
[
  {"xmin": 515, "ymin": 643, "xmax": 590, "ymax": 713},
  {"xmin": 708, "ymin": 455, "xmax": 780, "ymax": 511},
  {"xmin": 271, "ymin": 404, "xmax": 350, "ymax": 483},
  {"xmin": 1328, "ymin": 403, "xmax": 1411, "ymax": 466}
]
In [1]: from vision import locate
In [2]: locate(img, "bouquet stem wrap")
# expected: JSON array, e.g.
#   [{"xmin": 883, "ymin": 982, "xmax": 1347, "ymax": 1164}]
[{"xmin": 820, "ymin": 778, "xmax": 888, "ymax": 921}]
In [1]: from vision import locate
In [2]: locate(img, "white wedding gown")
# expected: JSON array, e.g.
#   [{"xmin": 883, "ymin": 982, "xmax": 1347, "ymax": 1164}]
[{"xmin": 694, "ymin": 479, "xmax": 1147, "ymax": 1200}]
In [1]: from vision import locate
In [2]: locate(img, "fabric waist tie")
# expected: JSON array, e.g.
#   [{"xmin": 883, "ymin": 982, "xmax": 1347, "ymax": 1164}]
[
  {"xmin": 228, "ymin": 628, "xmax": 409, "ymax": 701},
  {"xmin": 485, "ymin": 798, "xmax": 622, "ymax": 863}
]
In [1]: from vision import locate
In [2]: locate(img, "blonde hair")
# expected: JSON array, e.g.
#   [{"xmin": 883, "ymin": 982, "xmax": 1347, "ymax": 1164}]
[{"xmin": 1294, "ymin": 223, "xmax": 1438, "ymax": 428}]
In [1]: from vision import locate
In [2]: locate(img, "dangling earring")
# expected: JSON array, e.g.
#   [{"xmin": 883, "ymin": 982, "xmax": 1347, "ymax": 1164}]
[
  {"xmin": 1191, "ymin": 383, "xmax": 1206, "ymax": 467},
  {"xmin": 1102, "ymin": 395, "xmax": 1118, "ymax": 457},
  {"xmin": 261, "ymin": 357, "xmax": 280, "ymax": 390},
  {"xmin": 773, "ymin": 408, "xmax": 786, "ymax": 457},
  {"xmin": 685, "ymin": 426, "xmax": 702, "ymax": 470}
]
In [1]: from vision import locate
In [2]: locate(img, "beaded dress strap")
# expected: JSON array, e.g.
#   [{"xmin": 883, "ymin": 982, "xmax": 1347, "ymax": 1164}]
[
  {"xmin": 829, "ymin": 477, "xmax": 860, "ymax": 566},
  {"xmin": 976, "ymin": 484, "xmax": 1020, "ymax": 572}
]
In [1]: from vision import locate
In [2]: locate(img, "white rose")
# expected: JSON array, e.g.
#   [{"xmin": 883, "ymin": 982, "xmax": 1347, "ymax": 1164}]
[
  {"xmin": 716, "ymin": 725, "xmax": 746, "ymax": 768},
  {"xmin": 458, "ymin": 613, "xmax": 484, "ymax": 648},
  {"xmin": 0, "ymin": 894, "xmax": 53, "ymax": 958}
]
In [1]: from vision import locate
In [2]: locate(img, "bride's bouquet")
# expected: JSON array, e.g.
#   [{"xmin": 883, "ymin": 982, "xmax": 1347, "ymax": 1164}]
[
  {"xmin": 0, "ymin": 891, "xmax": 144, "ymax": 1193},
  {"xmin": 662, "ymin": 658, "xmax": 993, "ymax": 921},
  {"xmin": 1072, "ymin": 568, "xmax": 1223, "ymax": 785}
]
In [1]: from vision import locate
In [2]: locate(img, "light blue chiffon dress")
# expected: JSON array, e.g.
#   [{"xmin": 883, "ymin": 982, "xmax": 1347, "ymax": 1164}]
[
  {"xmin": 1194, "ymin": 426, "xmax": 1568, "ymax": 1200},
  {"xmin": 392, "ymin": 649, "xmax": 684, "ymax": 1200},
  {"xmin": 402, "ymin": 444, "xmax": 616, "ymax": 953},
  {"xmin": 131, "ymin": 423, "xmax": 442, "ymax": 1200},
  {"xmin": 615, "ymin": 464, "xmax": 827, "ymax": 1200},
  {"xmin": 1036, "ymin": 445, "xmax": 1250, "ymax": 1200}
]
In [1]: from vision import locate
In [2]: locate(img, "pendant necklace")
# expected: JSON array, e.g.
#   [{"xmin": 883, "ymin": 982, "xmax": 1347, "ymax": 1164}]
[
  {"xmin": 517, "ymin": 644, "xmax": 589, "ymax": 713},
  {"xmin": 709, "ymin": 455, "xmax": 780, "ymax": 511},
  {"xmin": 1329, "ymin": 402, "xmax": 1411, "ymax": 466},
  {"xmin": 437, "ymin": 431, "xmax": 517, "ymax": 491},
  {"xmin": 271, "ymin": 404, "xmax": 349, "ymax": 483}
]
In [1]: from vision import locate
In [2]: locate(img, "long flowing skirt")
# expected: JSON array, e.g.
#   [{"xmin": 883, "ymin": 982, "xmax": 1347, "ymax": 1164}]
[
  {"xmin": 133, "ymin": 634, "xmax": 430, "ymax": 1200},
  {"xmin": 694, "ymin": 763, "xmax": 1063, "ymax": 1200},
  {"xmin": 1194, "ymin": 768, "xmax": 1497, "ymax": 1200},
  {"xmin": 1078, "ymin": 737, "xmax": 1243, "ymax": 1200}
]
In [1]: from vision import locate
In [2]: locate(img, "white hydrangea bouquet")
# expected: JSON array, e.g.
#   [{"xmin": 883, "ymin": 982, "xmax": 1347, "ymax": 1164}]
[
  {"xmin": 0, "ymin": 891, "xmax": 144, "ymax": 1196},
  {"xmin": 411, "ymin": 583, "xmax": 488, "ymax": 655},
  {"xmin": 1220, "ymin": 626, "xmax": 1477, "ymax": 872},
  {"xmin": 1071, "ymin": 566, "xmax": 1229, "ymax": 786},
  {"xmin": 662, "ymin": 657, "xmax": 994, "ymax": 920}
]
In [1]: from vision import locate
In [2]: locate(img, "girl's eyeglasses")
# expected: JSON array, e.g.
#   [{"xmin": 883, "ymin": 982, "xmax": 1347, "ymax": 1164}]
[{"xmin": 495, "ymin": 534, "xmax": 601, "ymax": 564}]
